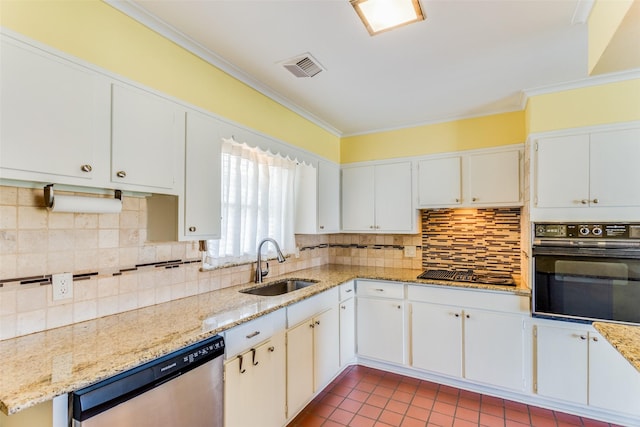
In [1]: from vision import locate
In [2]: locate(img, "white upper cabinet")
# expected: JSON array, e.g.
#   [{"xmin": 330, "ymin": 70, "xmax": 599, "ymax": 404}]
[
  {"xmin": 295, "ymin": 159, "xmax": 340, "ymax": 234},
  {"xmin": 0, "ymin": 36, "xmax": 111, "ymax": 185},
  {"xmin": 110, "ymin": 83, "xmax": 184, "ymax": 193},
  {"xmin": 417, "ymin": 156, "xmax": 462, "ymax": 207},
  {"xmin": 533, "ymin": 126, "xmax": 640, "ymax": 221},
  {"xmin": 467, "ymin": 149, "xmax": 521, "ymax": 206},
  {"xmin": 416, "ymin": 146, "xmax": 523, "ymax": 209},
  {"xmin": 184, "ymin": 110, "xmax": 222, "ymax": 240},
  {"xmin": 317, "ymin": 161, "xmax": 341, "ymax": 233},
  {"xmin": 341, "ymin": 162, "xmax": 414, "ymax": 233}
]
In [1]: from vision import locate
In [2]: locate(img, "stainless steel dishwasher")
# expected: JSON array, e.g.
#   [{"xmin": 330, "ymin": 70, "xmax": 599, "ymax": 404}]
[{"xmin": 71, "ymin": 335, "xmax": 225, "ymax": 427}]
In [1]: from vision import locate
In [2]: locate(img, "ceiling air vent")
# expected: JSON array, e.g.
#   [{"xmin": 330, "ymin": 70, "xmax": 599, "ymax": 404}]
[{"xmin": 281, "ymin": 53, "xmax": 324, "ymax": 78}]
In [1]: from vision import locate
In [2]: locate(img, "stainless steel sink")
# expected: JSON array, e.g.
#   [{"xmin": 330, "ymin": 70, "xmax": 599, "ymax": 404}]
[{"xmin": 240, "ymin": 279, "xmax": 319, "ymax": 296}]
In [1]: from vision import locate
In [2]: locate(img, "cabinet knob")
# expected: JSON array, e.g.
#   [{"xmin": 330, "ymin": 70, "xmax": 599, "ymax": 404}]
[
  {"xmin": 189, "ymin": 226, "xmax": 196, "ymax": 232},
  {"xmin": 341, "ymin": 305, "xmax": 346, "ymax": 309},
  {"xmin": 396, "ymin": 305, "xmax": 401, "ymax": 309},
  {"xmin": 309, "ymin": 323, "xmax": 315, "ymax": 328},
  {"xmin": 579, "ymin": 335, "xmax": 587, "ymax": 340},
  {"xmin": 319, "ymin": 225, "xmax": 325, "ymax": 230},
  {"xmin": 580, "ymin": 199, "xmax": 588, "ymax": 205},
  {"xmin": 472, "ymin": 197, "xmax": 478, "ymax": 202},
  {"xmin": 465, "ymin": 314, "xmax": 470, "ymax": 319},
  {"xmin": 453, "ymin": 313, "xmax": 460, "ymax": 318},
  {"xmin": 592, "ymin": 198, "xmax": 599, "ymax": 204},
  {"xmin": 592, "ymin": 337, "xmax": 598, "ymax": 342},
  {"xmin": 80, "ymin": 164, "xmax": 93, "ymax": 173},
  {"xmin": 455, "ymin": 198, "xmax": 460, "ymax": 203},
  {"xmin": 116, "ymin": 170, "xmax": 127, "ymax": 178},
  {"xmin": 268, "ymin": 346, "xmax": 275, "ymax": 352},
  {"xmin": 315, "ymin": 320, "xmax": 321, "ymax": 326}
]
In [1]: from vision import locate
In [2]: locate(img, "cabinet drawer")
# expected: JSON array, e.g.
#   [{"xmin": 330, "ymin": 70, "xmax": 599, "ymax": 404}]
[
  {"xmin": 407, "ymin": 285, "xmax": 528, "ymax": 313},
  {"xmin": 340, "ymin": 281, "xmax": 355, "ymax": 301},
  {"xmin": 225, "ymin": 309, "xmax": 285, "ymax": 357},
  {"xmin": 287, "ymin": 287, "xmax": 339, "ymax": 327},
  {"xmin": 357, "ymin": 280, "xmax": 404, "ymax": 299}
]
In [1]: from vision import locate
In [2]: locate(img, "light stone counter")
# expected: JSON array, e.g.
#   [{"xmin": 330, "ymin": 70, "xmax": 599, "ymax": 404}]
[
  {"xmin": 0, "ymin": 264, "xmax": 529, "ymax": 416},
  {"xmin": 593, "ymin": 322, "xmax": 640, "ymax": 373}
]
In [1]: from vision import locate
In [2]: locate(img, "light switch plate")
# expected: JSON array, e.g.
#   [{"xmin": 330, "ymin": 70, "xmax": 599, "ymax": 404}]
[{"xmin": 52, "ymin": 272, "xmax": 73, "ymax": 301}]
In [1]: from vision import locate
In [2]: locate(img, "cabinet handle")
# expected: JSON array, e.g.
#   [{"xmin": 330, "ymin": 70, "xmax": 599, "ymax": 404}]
[
  {"xmin": 345, "ymin": 289, "xmax": 353, "ymax": 293},
  {"xmin": 246, "ymin": 331, "xmax": 260, "ymax": 339},
  {"xmin": 579, "ymin": 335, "xmax": 587, "ymax": 340},
  {"xmin": 251, "ymin": 348, "xmax": 258, "ymax": 366},
  {"xmin": 592, "ymin": 199, "xmax": 599, "ymax": 204},
  {"xmin": 369, "ymin": 225, "xmax": 374, "ymax": 229},
  {"xmin": 315, "ymin": 320, "xmax": 321, "ymax": 326},
  {"xmin": 319, "ymin": 225, "xmax": 325, "ymax": 229},
  {"xmin": 80, "ymin": 164, "xmax": 93, "ymax": 172},
  {"xmin": 341, "ymin": 305, "xmax": 346, "ymax": 309},
  {"xmin": 592, "ymin": 337, "xmax": 598, "ymax": 342},
  {"xmin": 310, "ymin": 323, "xmax": 315, "ymax": 329},
  {"xmin": 375, "ymin": 288, "xmax": 385, "ymax": 292},
  {"xmin": 116, "ymin": 170, "xmax": 127, "ymax": 178},
  {"xmin": 238, "ymin": 354, "xmax": 246, "ymax": 374},
  {"xmin": 268, "ymin": 346, "xmax": 275, "ymax": 352},
  {"xmin": 188, "ymin": 226, "xmax": 196, "ymax": 232}
]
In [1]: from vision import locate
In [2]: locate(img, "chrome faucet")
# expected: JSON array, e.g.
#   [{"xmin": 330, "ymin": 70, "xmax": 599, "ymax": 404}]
[{"xmin": 255, "ymin": 238, "xmax": 286, "ymax": 283}]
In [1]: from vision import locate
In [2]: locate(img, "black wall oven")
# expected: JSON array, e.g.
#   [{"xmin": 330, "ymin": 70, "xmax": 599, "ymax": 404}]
[{"xmin": 532, "ymin": 223, "xmax": 640, "ymax": 325}]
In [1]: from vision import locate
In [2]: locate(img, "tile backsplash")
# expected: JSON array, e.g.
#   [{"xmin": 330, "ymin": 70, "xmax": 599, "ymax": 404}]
[
  {"xmin": 0, "ymin": 186, "xmax": 329, "ymax": 340},
  {"xmin": 421, "ymin": 208, "xmax": 521, "ymax": 275}
]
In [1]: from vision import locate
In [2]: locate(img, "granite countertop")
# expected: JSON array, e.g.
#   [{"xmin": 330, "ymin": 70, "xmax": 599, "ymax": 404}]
[
  {"xmin": 593, "ymin": 322, "xmax": 640, "ymax": 373},
  {"xmin": 1, "ymin": 264, "xmax": 531, "ymax": 416}
]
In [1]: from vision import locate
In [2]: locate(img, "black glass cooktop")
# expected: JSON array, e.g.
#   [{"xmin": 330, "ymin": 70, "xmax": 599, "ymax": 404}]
[{"xmin": 417, "ymin": 269, "xmax": 515, "ymax": 286}]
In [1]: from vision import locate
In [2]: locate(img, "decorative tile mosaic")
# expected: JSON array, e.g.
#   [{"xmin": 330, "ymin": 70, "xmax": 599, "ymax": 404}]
[{"xmin": 421, "ymin": 208, "xmax": 521, "ymax": 275}]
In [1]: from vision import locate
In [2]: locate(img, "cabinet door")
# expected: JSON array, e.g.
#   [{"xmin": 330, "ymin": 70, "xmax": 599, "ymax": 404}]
[
  {"xmin": 411, "ymin": 302, "xmax": 462, "ymax": 377},
  {"xmin": 417, "ymin": 157, "xmax": 462, "ymax": 207},
  {"xmin": 534, "ymin": 324, "xmax": 588, "ymax": 405},
  {"xmin": 111, "ymin": 83, "xmax": 182, "ymax": 191},
  {"xmin": 224, "ymin": 334, "xmax": 286, "ymax": 427},
  {"xmin": 589, "ymin": 333, "xmax": 640, "ymax": 416},
  {"xmin": 317, "ymin": 160, "xmax": 340, "ymax": 233},
  {"xmin": 339, "ymin": 298, "xmax": 356, "ymax": 366},
  {"xmin": 314, "ymin": 308, "xmax": 340, "ymax": 391},
  {"xmin": 357, "ymin": 297, "xmax": 405, "ymax": 364},
  {"xmin": 467, "ymin": 150, "xmax": 521, "ymax": 205},
  {"xmin": 590, "ymin": 128, "xmax": 640, "ymax": 207},
  {"xmin": 184, "ymin": 111, "xmax": 222, "ymax": 239},
  {"xmin": 294, "ymin": 163, "xmax": 318, "ymax": 234},
  {"xmin": 341, "ymin": 166, "xmax": 375, "ymax": 231},
  {"xmin": 464, "ymin": 310, "xmax": 524, "ymax": 391},
  {"xmin": 375, "ymin": 162, "xmax": 414, "ymax": 232},
  {"xmin": 535, "ymin": 135, "xmax": 590, "ymax": 208},
  {"xmin": 286, "ymin": 320, "xmax": 315, "ymax": 418},
  {"xmin": 0, "ymin": 38, "xmax": 110, "ymax": 184}
]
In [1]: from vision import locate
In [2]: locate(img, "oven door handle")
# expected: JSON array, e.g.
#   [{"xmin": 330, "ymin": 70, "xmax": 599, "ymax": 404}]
[{"xmin": 532, "ymin": 245, "xmax": 640, "ymax": 259}]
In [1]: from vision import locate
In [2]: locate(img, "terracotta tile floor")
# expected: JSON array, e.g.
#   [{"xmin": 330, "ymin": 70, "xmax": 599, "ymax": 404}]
[{"xmin": 287, "ymin": 365, "xmax": 623, "ymax": 427}]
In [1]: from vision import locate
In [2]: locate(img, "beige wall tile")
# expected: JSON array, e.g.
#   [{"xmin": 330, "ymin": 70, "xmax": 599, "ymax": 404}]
[
  {"xmin": 0, "ymin": 206, "xmax": 17, "ymax": 229},
  {"xmin": 73, "ymin": 300, "xmax": 97, "ymax": 323},
  {"xmin": 17, "ymin": 206, "xmax": 48, "ymax": 229},
  {"xmin": 0, "ymin": 254, "xmax": 17, "ymax": 279},
  {"xmin": 98, "ymin": 229, "xmax": 119, "ymax": 249},
  {"xmin": 98, "ymin": 295, "xmax": 120, "ymax": 317},
  {"xmin": 0, "ymin": 231, "xmax": 18, "ymax": 254},
  {"xmin": 48, "ymin": 212, "xmax": 75, "ymax": 229},
  {"xmin": 16, "ymin": 309, "xmax": 46, "ymax": 336},
  {"xmin": 17, "ymin": 253, "xmax": 47, "ymax": 277},
  {"xmin": 18, "ymin": 230, "xmax": 48, "ymax": 254},
  {"xmin": 0, "ymin": 314, "xmax": 16, "ymax": 340},
  {"xmin": 0, "ymin": 289, "xmax": 17, "ymax": 316},
  {"xmin": 74, "ymin": 213, "xmax": 99, "ymax": 229},
  {"xmin": 0, "ymin": 186, "xmax": 18, "ymax": 205},
  {"xmin": 17, "ymin": 188, "xmax": 44, "ymax": 207},
  {"xmin": 74, "ymin": 229, "xmax": 98, "ymax": 250},
  {"xmin": 16, "ymin": 286, "xmax": 47, "ymax": 312},
  {"xmin": 46, "ymin": 304, "xmax": 73, "ymax": 330},
  {"xmin": 48, "ymin": 230, "xmax": 75, "ymax": 252},
  {"xmin": 97, "ymin": 276, "xmax": 119, "ymax": 298}
]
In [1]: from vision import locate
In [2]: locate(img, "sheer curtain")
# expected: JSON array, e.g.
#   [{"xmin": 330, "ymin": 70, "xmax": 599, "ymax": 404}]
[{"xmin": 204, "ymin": 138, "xmax": 297, "ymax": 267}]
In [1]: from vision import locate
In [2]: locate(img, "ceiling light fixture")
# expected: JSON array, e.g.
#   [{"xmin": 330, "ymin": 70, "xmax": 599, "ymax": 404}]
[{"xmin": 350, "ymin": 0, "xmax": 425, "ymax": 35}]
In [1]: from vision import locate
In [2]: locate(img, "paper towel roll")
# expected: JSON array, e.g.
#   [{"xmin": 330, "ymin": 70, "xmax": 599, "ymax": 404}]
[{"xmin": 50, "ymin": 195, "xmax": 122, "ymax": 214}]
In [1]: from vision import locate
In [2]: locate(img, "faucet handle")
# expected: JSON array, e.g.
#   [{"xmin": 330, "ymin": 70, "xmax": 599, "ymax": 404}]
[{"xmin": 262, "ymin": 262, "xmax": 270, "ymax": 278}]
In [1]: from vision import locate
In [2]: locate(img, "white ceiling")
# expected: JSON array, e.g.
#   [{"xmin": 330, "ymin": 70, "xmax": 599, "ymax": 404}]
[{"xmin": 112, "ymin": 0, "xmax": 598, "ymax": 136}]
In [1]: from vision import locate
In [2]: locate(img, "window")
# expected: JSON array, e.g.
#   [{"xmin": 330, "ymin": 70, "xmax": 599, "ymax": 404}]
[{"xmin": 204, "ymin": 138, "xmax": 297, "ymax": 268}]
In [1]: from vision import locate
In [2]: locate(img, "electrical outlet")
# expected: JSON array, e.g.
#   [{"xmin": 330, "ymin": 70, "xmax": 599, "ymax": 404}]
[{"xmin": 52, "ymin": 273, "xmax": 73, "ymax": 301}]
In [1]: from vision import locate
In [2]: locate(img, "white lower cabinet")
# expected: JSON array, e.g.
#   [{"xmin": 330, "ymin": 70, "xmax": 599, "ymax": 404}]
[
  {"xmin": 286, "ymin": 289, "xmax": 340, "ymax": 419},
  {"xmin": 409, "ymin": 285, "xmax": 527, "ymax": 391},
  {"xmin": 534, "ymin": 323, "xmax": 640, "ymax": 417},
  {"xmin": 411, "ymin": 302, "xmax": 462, "ymax": 377},
  {"xmin": 224, "ymin": 331, "xmax": 286, "ymax": 427},
  {"xmin": 339, "ymin": 297, "xmax": 356, "ymax": 366},
  {"xmin": 356, "ymin": 281, "xmax": 405, "ymax": 365}
]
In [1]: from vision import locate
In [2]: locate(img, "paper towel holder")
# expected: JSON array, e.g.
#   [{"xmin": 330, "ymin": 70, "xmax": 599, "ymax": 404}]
[{"xmin": 44, "ymin": 184, "xmax": 122, "ymax": 210}]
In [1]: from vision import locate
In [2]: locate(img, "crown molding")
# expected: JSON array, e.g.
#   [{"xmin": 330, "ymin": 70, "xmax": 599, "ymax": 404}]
[
  {"xmin": 520, "ymin": 68, "xmax": 640, "ymax": 109},
  {"xmin": 103, "ymin": 0, "xmax": 342, "ymax": 137}
]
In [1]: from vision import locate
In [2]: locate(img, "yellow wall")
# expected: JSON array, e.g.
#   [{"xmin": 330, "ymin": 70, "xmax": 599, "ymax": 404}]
[
  {"xmin": 525, "ymin": 78, "xmax": 640, "ymax": 134},
  {"xmin": 0, "ymin": 0, "xmax": 341, "ymax": 162},
  {"xmin": 588, "ymin": 0, "xmax": 634, "ymax": 74},
  {"xmin": 341, "ymin": 111, "xmax": 525, "ymax": 163}
]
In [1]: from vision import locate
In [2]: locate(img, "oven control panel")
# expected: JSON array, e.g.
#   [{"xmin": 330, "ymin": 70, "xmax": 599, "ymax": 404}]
[{"xmin": 535, "ymin": 223, "xmax": 640, "ymax": 239}]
